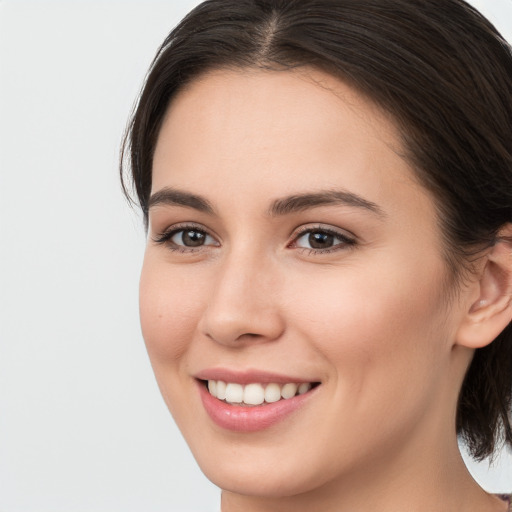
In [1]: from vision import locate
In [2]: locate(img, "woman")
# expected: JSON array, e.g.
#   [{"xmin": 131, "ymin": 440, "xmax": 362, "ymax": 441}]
[{"xmin": 121, "ymin": 0, "xmax": 512, "ymax": 510}]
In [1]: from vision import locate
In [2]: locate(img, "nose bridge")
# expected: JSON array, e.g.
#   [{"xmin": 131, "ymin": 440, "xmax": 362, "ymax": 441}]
[
  {"xmin": 200, "ymin": 246, "xmax": 283, "ymax": 345},
  {"xmin": 216, "ymin": 250, "xmax": 264, "ymax": 304}
]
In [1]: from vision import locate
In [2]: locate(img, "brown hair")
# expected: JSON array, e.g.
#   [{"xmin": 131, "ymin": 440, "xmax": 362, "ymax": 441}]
[{"xmin": 121, "ymin": 0, "xmax": 512, "ymax": 460}]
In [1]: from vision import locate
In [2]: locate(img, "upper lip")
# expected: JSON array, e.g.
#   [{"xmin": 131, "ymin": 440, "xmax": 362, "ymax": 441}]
[{"xmin": 195, "ymin": 368, "xmax": 319, "ymax": 385}]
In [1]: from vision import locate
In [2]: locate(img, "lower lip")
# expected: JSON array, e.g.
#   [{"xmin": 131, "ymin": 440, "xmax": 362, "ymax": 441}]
[{"xmin": 198, "ymin": 382, "xmax": 317, "ymax": 432}]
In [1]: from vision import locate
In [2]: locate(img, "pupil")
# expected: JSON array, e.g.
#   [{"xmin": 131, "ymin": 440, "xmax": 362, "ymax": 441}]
[
  {"xmin": 183, "ymin": 230, "xmax": 205, "ymax": 247},
  {"xmin": 309, "ymin": 231, "xmax": 334, "ymax": 249}
]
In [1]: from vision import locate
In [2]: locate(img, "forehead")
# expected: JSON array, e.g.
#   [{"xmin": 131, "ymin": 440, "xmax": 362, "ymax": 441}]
[
  {"xmin": 155, "ymin": 68, "xmax": 402, "ymax": 166},
  {"xmin": 151, "ymin": 67, "xmax": 428, "ymax": 215}
]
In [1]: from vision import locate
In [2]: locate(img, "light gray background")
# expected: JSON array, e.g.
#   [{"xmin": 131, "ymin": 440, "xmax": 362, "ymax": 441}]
[{"xmin": 1, "ymin": 1, "xmax": 511, "ymax": 510}]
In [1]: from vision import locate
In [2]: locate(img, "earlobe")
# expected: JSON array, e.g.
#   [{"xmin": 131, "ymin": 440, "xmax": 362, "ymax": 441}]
[{"xmin": 456, "ymin": 224, "xmax": 512, "ymax": 349}]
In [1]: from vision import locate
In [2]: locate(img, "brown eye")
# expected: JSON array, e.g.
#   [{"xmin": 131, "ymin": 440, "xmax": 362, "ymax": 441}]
[
  {"xmin": 152, "ymin": 224, "xmax": 220, "ymax": 252},
  {"xmin": 308, "ymin": 231, "xmax": 335, "ymax": 249},
  {"xmin": 171, "ymin": 229, "xmax": 210, "ymax": 247},
  {"xmin": 293, "ymin": 227, "xmax": 356, "ymax": 252}
]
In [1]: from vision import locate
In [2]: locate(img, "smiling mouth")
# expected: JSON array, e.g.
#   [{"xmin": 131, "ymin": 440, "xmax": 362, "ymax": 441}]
[{"xmin": 202, "ymin": 380, "xmax": 320, "ymax": 406}]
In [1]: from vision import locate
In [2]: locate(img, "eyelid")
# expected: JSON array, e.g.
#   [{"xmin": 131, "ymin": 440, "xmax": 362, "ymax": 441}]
[
  {"xmin": 151, "ymin": 221, "xmax": 356, "ymax": 254},
  {"xmin": 288, "ymin": 224, "xmax": 357, "ymax": 252},
  {"xmin": 152, "ymin": 222, "xmax": 220, "ymax": 250}
]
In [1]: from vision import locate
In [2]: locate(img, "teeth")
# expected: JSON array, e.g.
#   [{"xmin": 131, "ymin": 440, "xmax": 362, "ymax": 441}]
[
  {"xmin": 225, "ymin": 383, "xmax": 244, "ymax": 403},
  {"xmin": 216, "ymin": 381, "xmax": 227, "ymax": 400},
  {"xmin": 244, "ymin": 383, "xmax": 265, "ymax": 405},
  {"xmin": 264, "ymin": 383, "xmax": 281, "ymax": 403},
  {"xmin": 207, "ymin": 380, "xmax": 314, "ymax": 405},
  {"xmin": 298, "ymin": 383, "xmax": 312, "ymax": 395},
  {"xmin": 281, "ymin": 383, "xmax": 298, "ymax": 399}
]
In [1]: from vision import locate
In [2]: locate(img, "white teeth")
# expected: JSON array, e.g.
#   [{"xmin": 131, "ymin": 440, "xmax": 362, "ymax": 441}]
[
  {"xmin": 207, "ymin": 380, "xmax": 315, "ymax": 405},
  {"xmin": 225, "ymin": 383, "xmax": 244, "ymax": 403},
  {"xmin": 243, "ymin": 383, "xmax": 265, "ymax": 405},
  {"xmin": 264, "ymin": 383, "xmax": 281, "ymax": 403},
  {"xmin": 216, "ymin": 380, "xmax": 227, "ymax": 400},
  {"xmin": 281, "ymin": 383, "xmax": 298, "ymax": 399},
  {"xmin": 298, "ymin": 382, "xmax": 311, "ymax": 395}
]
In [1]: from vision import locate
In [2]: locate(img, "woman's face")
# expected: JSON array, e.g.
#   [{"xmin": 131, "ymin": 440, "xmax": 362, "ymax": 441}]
[{"xmin": 141, "ymin": 69, "xmax": 470, "ymax": 497}]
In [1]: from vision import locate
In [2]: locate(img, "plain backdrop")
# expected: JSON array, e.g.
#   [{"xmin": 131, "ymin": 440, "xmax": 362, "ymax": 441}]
[{"xmin": 1, "ymin": 1, "xmax": 511, "ymax": 511}]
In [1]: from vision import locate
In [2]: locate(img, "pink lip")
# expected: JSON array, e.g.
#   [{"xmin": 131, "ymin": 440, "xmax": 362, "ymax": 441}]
[
  {"xmin": 195, "ymin": 368, "xmax": 315, "ymax": 385},
  {"xmin": 196, "ymin": 375, "xmax": 319, "ymax": 433}
]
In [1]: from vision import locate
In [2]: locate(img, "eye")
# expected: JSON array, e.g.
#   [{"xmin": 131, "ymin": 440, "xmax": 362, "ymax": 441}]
[
  {"xmin": 153, "ymin": 224, "xmax": 219, "ymax": 252},
  {"xmin": 171, "ymin": 229, "xmax": 211, "ymax": 247},
  {"xmin": 291, "ymin": 226, "xmax": 356, "ymax": 253}
]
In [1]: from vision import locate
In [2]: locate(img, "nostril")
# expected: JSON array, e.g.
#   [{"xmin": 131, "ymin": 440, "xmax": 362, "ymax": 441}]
[{"xmin": 199, "ymin": 287, "xmax": 286, "ymax": 347}]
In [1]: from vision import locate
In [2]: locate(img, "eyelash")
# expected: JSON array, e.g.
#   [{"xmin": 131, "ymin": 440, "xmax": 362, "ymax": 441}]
[
  {"xmin": 152, "ymin": 223, "xmax": 357, "ymax": 254},
  {"xmin": 289, "ymin": 225, "xmax": 357, "ymax": 255},
  {"xmin": 152, "ymin": 223, "xmax": 217, "ymax": 253}
]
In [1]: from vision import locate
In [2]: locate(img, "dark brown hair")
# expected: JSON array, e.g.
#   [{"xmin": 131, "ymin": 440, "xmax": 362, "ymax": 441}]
[{"xmin": 121, "ymin": 0, "xmax": 512, "ymax": 460}]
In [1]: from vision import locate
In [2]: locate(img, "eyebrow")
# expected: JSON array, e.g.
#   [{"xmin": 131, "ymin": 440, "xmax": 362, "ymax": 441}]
[
  {"xmin": 148, "ymin": 187, "xmax": 215, "ymax": 215},
  {"xmin": 269, "ymin": 190, "xmax": 385, "ymax": 217},
  {"xmin": 148, "ymin": 187, "xmax": 385, "ymax": 218}
]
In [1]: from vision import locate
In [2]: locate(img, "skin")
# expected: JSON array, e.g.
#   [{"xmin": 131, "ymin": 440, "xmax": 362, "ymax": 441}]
[{"xmin": 140, "ymin": 68, "xmax": 508, "ymax": 512}]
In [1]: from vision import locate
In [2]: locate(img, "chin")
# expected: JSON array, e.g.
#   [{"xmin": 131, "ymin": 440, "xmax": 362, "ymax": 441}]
[{"xmin": 198, "ymin": 456, "xmax": 323, "ymax": 499}]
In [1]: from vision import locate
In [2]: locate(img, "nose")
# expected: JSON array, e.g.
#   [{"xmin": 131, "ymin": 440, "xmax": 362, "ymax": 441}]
[{"xmin": 198, "ymin": 252, "xmax": 285, "ymax": 346}]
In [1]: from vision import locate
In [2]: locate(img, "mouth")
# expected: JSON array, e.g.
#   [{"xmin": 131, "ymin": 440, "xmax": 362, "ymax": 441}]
[
  {"xmin": 201, "ymin": 379, "xmax": 320, "ymax": 406},
  {"xmin": 195, "ymin": 371, "xmax": 321, "ymax": 432},
  {"xmin": 194, "ymin": 369, "xmax": 321, "ymax": 431}
]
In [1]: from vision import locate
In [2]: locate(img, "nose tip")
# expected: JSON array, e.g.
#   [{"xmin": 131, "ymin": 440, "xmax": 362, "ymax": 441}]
[
  {"xmin": 198, "ymin": 258, "xmax": 285, "ymax": 346},
  {"xmin": 201, "ymin": 309, "xmax": 284, "ymax": 346}
]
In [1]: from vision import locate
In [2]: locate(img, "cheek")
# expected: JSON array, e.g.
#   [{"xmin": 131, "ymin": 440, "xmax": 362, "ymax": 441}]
[
  {"xmin": 279, "ymin": 260, "xmax": 453, "ymax": 467},
  {"xmin": 285, "ymin": 255, "xmax": 450, "ymax": 397},
  {"xmin": 139, "ymin": 253, "xmax": 205, "ymax": 366}
]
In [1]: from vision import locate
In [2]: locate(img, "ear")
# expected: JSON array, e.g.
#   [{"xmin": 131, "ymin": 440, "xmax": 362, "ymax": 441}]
[{"xmin": 455, "ymin": 224, "xmax": 512, "ymax": 349}]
